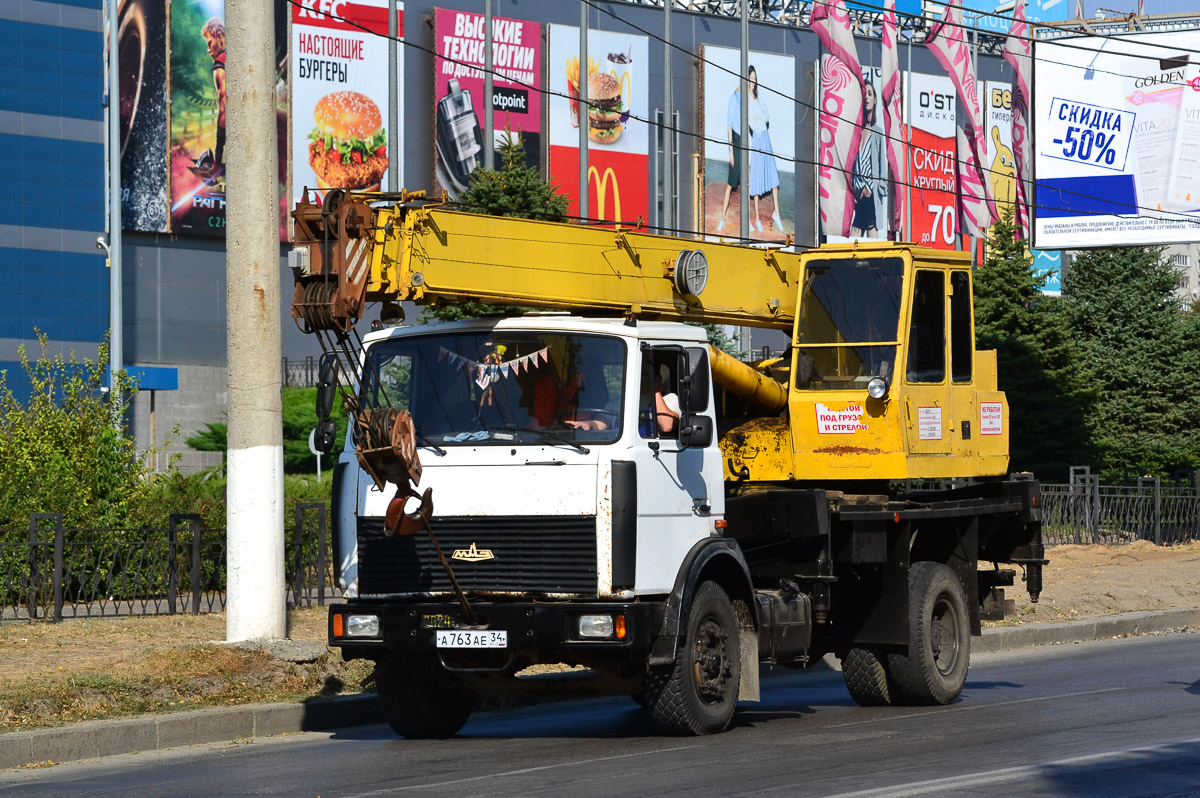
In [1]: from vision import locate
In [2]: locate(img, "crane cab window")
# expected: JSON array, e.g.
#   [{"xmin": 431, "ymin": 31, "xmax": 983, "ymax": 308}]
[
  {"xmin": 950, "ymin": 270, "xmax": 973, "ymax": 383},
  {"xmin": 638, "ymin": 355, "xmax": 681, "ymax": 438},
  {"xmin": 906, "ymin": 270, "xmax": 946, "ymax": 384},
  {"xmin": 794, "ymin": 257, "xmax": 903, "ymax": 390}
]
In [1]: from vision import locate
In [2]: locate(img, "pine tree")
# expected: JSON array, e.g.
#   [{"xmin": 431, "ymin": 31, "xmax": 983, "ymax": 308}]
[
  {"xmin": 423, "ymin": 132, "xmax": 570, "ymax": 323},
  {"xmin": 974, "ymin": 206, "xmax": 1092, "ymax": 481},
  {"xmin": 1062, "ymin": 246, "xmax": 1200, "ymax": 479}
]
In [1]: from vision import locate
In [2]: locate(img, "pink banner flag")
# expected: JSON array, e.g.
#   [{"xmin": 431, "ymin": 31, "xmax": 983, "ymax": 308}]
[
  {"xmin": 810, "ymin": 0, "xmax": 865, "ymax": 238},
  {"xmin": 956, "ymin": 124, "xmax": 992, "ymax": 238},
  {"xmin": 1002, "ymin": 0, "xmax": 1033, "ymax": 239},
  {"xmin": 925, "ymin": 0, "xmax": 995, "ymax": 232},
  {"xmin": 881, "ymin": 0, "xmax": 905, "ymax": 238}
]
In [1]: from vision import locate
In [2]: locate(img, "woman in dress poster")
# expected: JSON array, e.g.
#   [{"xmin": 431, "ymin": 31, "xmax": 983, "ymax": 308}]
[
  {"xmin": 746, "ymin": 66, "xmax": 784, "ymax": 234},
  {"xmin": 850, "ymin": 78, "xmax": 888, "ymax": 239}
]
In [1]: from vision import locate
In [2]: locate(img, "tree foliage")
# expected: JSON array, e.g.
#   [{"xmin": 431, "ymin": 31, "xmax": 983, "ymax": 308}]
[
  {"xmin": 974, "ymin": 206, "xmax": 1092, "ymax": 481},
  {"xmin": 422, "ymin": 131, "xmax": 570, "ymax": 324},
  {"xmin": 0, "ymin": 335, "xmax": 154, "ymax": 526},
  {"xmin": 1061, "ymin": 245, "xmax": 1200, "ymax": 479}
]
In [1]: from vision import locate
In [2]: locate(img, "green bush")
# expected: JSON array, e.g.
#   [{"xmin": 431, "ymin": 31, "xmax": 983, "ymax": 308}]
[{"xmin": 0, "ymin": 334, "xmax": 153, "ymax": 528}]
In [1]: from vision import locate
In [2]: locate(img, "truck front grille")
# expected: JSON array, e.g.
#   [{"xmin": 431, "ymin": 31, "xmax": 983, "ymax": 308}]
[{"xmin": 357, "ymin": 515, "xmax": 598, "ymax": 596}]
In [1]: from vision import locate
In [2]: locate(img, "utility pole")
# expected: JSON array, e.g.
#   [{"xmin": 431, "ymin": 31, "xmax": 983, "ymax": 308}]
[
  {"xmin": 579, "ymin": 4, "xmax": 589, "ymax": 220},
  {"xmin": 484, "ymin": 0, "xmax": 494, "ymax": 170},
  {"xmin": 388, "ymin": 0, "xmax": 398, "ymax": 190},
  {"xmin": 663, "ymin": 0, "xmax": 673, "ymax": 233},
  {"xmin": 225, "ymin": 0, "xmax": 285, "ymax": 642}
]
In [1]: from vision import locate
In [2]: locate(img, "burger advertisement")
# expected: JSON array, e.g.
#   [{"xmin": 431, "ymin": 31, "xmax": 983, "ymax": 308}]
[
  {"xmin": 432, "ymin": 9, "xmax": 541, "ymax": 199},
  {"xmin": 547, "ymin": 26, "xmax": 648, "ymax": 225},
  {"xmin": 291, "ymin": 0, "xmax": 403, "ymax": 208}
]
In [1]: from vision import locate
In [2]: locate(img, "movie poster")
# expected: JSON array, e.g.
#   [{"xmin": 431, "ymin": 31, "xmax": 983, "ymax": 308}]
[
  {"xmin": 905, "ymin": 72, "xmax": 958, "ymax": 250},
  {"xmin": 546, "ymin": 25, "xmax": 648, "ymax": 225},
  {"xmin": 699, "ymin": 45, "xmax": 796, "ymax": 242},
  {"xmin": 169, "ymin": 0, "xmax": 288, "ymax": 237},
  {"xmin": 433, "ymin": 8, "xmax": 540, "ymax": 199},
  {"xmin": 292, "ymin": 0, "xmax": 403, "ymax": 207},
  {"xmin": 118, "ymin": 0, "xmax": 168, "ymax": 232}
]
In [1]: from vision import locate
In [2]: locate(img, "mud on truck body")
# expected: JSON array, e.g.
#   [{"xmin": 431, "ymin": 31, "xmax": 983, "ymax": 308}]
[{"xmin": 291, "ymin": 190, "xmax": 1046, "ymax": 737}]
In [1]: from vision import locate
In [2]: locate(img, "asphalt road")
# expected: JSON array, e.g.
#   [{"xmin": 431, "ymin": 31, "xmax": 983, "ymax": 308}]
[{"xmin": 4, "ymin": 632, "xmax": 1198, "ymax": 797}]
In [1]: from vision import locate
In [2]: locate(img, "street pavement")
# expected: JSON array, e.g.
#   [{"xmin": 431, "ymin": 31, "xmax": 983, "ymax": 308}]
[{"xmin": 1, "ymin": 607, "xmax": 1198, "ymax": 771}]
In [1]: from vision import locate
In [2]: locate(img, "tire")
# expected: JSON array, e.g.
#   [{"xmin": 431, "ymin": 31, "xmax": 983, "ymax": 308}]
[
  {"xmin": 887, "ymin": 561, "xmax": 971, "ymax": 706},
  {"xmin": 374, "ymin": 656, "xmax": 475, "ymax": 738},
  {"xmin": 841, "ymin": 647, "xmax": 894, "ymax": 707},
  {"xmin": 647, "ymin": 580, "xmax": 741, "ymax": 736}
]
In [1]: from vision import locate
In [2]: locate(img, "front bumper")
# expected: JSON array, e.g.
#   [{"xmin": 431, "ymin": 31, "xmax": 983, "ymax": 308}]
[{"xmin": 329, "ymin": 599, "xmax": 666, "ymax": 665}]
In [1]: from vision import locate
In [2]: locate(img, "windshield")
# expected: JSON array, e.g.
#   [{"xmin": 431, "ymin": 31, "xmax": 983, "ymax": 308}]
[
  {"xmin": 795, "ymin": 257, "xmax": 903, "ymax": 390},
  {"xmin": 361, "ymin": 331, "xmax": 626, "ymax": 447}
]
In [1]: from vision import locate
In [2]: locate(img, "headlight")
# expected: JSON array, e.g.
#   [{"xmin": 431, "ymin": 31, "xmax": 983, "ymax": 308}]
[
  {"xmin": 867, "ymin": 376, "xmax": 889, "ymax": 400},
  {"xmin": 345, "ymin": 614, "xmax": 380, "ymax": 637},
  {"xmin": 578, "ymin": 615, "xmax": 615, "ymax": 638}
]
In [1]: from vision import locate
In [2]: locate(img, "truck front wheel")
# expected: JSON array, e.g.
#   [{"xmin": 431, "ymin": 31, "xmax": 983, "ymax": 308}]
[
  {"xmin": 887, "ymin": 561, "xmax": 971, "ymax": 706},
  {"xmin": 647, "ymin": 580, "xmax": 741, "ymax": 736},
  {"xmin": 375, "ymin": 655, "xmax": 475, "ymax": 738}
]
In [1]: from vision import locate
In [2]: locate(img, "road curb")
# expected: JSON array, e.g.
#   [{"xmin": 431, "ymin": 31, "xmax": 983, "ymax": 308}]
[{"xmin": 3, "ymin": 608, "xmax": 1197, "ymax": 771}]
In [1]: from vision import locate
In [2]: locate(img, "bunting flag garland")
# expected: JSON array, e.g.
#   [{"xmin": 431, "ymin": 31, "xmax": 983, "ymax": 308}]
[
  {"xmin": 438, "ymin": 345, "xmax": 549, "ymax": 391},
  {"xmin": 810, "ymin": 0, "xmax": 865, "ymax": 238},
  {"xmin": 925, "ymin": 0, "xmax": 996, "ymax": 235},
  {"xmin": 881, "ymin": 0, "xmax": 906, "ymax": 238},
  {"xmin": 1002, "ymin": 0, "xmax": 1033, "ymax": 240}
]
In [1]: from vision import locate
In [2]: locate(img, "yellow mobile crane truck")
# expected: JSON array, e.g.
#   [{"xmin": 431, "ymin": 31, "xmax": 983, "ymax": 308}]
[{"xmin": 290, "ymin": 190, "xmax": 1045, "ymax": 738}]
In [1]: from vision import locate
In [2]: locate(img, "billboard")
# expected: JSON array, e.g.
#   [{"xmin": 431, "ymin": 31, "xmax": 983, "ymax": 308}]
[
  {"xmin": 118, "ymin": 0, "xmax": 168, "ymax": 232},
  {"xmin": 1033, "ymin": 31, "xmax": 1200, "ymax": 248},
  {"xmin": 547, "ymin": 26, "xmax": 649, "ymax": 225},
  {"xmin": 291, "ymin": 0, "xmax": 403, "ymax": 206},
  {"xmin": 433, "ymin": 8, "xmax": 540, "ymax": 199},
  {"xmin": 699, "ymin": 45, "xmax": 796, "ymax": 242},
  {"xmin": 905, "ymin": 72, "xmax": 958, "ymax": 250},
  {"xmin": 169, "ymin": 0, "xmax": 288, "ymax": 237}
]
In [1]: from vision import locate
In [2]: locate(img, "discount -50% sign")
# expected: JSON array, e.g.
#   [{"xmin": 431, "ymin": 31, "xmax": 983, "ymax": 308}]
[{"xmin": 1042, "ymin": 98, "xmax": 1134, "ymax": 171}]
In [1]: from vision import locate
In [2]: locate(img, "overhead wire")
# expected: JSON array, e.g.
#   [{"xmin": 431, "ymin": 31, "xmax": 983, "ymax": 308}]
[{"xmin": 579, "ymin": 0, "xmax": 1200, "ymax": 226}]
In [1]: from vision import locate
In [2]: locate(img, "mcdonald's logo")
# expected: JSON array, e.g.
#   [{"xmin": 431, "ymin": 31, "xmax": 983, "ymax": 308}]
[{"xmin": 588, "ymin": 165, "xmax": 622, "ymax": 221}]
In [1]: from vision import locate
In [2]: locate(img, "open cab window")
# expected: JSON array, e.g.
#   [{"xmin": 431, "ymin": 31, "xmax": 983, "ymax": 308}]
[{"xmin": 361, "ymin": 332, "xmax": 626, "ymax": 446}]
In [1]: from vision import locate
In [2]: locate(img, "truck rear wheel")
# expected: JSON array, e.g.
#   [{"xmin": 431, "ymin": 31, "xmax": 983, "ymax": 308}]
[
  {"xmin": 375, "ymin": 655, "xmax": 475, "ymax": 738},
  {"xmin": 647, "ymin": 580, "xmax": 740, "ymax": 736},
  {"xmin": 842, "ymin": 647, "xmax": 894, "ymax": 706},
  {"xmin": 887, "ymin": 561, "xmax": 970, "ymax": 706}
]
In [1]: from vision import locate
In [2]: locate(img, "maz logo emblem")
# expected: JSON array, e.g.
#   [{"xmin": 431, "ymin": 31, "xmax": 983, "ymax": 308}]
[{"xmin": 451, "ymin": 543, "xmax": 494, "ymax": 562}]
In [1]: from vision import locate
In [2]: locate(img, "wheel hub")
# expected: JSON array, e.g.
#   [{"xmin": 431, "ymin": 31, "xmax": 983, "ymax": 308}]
[
  {"xmin": 692, "ymin": 618, "xmax": 731, "ymax": 701},
  {"xmin": 930, "ymin": 596, "xmax": 960, "ymax": 676}
]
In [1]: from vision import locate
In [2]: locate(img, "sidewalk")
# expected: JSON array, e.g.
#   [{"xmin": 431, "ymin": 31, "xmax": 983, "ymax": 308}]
[{"xmin": 4, "ymin": 607, "xmax": 1197, "ymax": 771}]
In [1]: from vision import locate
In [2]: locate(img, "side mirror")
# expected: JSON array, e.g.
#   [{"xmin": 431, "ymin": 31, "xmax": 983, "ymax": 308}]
[
  {"xmin": 678, "ymin": 414, "xmax": 713, "ymax": 449},
  {"xmin": 313, "ymin": 418, "xmax": 338, "ymax": 454},
  {"xmin": 316, "ymin": 354, "xmax": 339, "ymax": 421}
]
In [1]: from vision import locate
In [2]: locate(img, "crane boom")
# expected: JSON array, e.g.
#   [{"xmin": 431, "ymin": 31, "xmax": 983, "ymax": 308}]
[{"xmin": 290, "ymin": 191, "xmax": 798, "ymax": 334}]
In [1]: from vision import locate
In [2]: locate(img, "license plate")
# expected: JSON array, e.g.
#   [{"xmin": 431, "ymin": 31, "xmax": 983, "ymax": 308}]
[{"xmin": 435, "ymin": 630, "xmax": 507, "ymax": 648}]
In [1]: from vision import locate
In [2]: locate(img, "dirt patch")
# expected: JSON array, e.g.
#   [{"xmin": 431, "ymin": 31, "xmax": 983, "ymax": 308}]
[{"xmin": 993, "ymin": 541, "xmax": 1200, "ymax": 626}]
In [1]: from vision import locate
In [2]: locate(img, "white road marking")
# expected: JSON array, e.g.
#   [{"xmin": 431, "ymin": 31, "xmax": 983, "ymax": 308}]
[{"xmin": 819, "ymin": 737, "xmax": 1200, "ymax": 798}]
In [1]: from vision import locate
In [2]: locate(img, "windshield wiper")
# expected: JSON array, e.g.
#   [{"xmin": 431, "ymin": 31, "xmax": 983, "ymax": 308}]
[
  {"xmin": 491, "ymin": 426, "xmax": 590, "ymax": 455},
  {"xmin": 414, "ymin": 429, "xmax": 447, "ymax": 456}
]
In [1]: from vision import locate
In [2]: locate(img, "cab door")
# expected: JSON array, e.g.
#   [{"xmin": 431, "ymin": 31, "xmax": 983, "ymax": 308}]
[
  {"xmin": 903, "ymin": 269, "xmax": 952, "ymax": 456},
  {"xmin": 947, "ymin": 270, "xmax": 979, "ymax": 460}
]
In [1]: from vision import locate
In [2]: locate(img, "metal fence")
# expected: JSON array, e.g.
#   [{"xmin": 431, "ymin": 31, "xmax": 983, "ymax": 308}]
[
  {"xmin": 1041, "ymin": 478, "xmax": 1200, "ymax": 546},
  {"xmin": 1, "ymin": 503, "xmax": 335, "ymax": 623},
  {"xmin": 282, "ymin": 356, "xmax": 320, "ymax": 388}
]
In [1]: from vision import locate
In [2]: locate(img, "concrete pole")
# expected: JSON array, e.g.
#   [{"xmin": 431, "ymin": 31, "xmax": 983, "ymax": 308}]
[
  {"xmin": 105, "ymin": 0, "xmax": 123, "ymax": 387},
  {"xmin": 739, "ymin": 0, "xmax": 749, "ymax": 237},
  {"xmin": 388, "ymin": 0, "xmax": 397, "ymax": 190},
  {"xmin": 225, "ymin": 0, "xmax": 285, "ymax": 642},
  {"xmin": 663, "ymin": 0, "xmax": 673, "ymax": 232},
  {"xmin": 484, "ymin": 0, "xmax": 494, "ymax": 170},
  {"xmin": 579, "ymin": 5, "xmax": 589, "ymax": 220}
]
